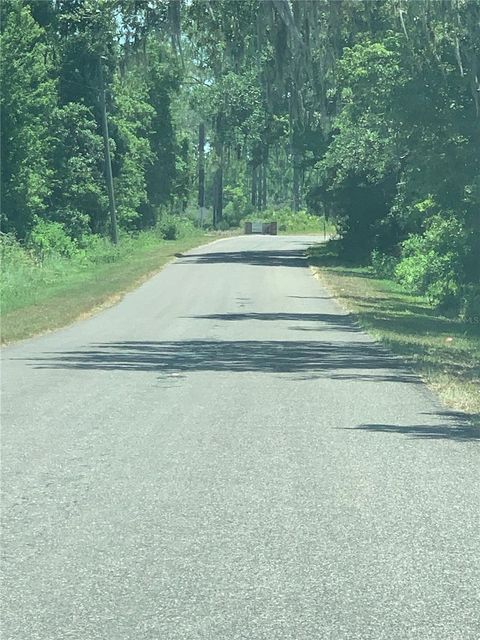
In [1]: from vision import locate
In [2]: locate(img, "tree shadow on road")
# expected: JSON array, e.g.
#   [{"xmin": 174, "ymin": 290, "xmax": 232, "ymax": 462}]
[
  {"xmin": 27, "ymin": 339, "xmax": 417, "ymax": 383},
  {"xmin": 349, "ymin": 411, "xmax": 480, "ymax": 442},
  {"xmin": 175, "ymin": 249, "xmax": 307, "ymax": 268},
  {"xmin": 188, "ymin": 312, "xmax": 362, "ymax": 332}
]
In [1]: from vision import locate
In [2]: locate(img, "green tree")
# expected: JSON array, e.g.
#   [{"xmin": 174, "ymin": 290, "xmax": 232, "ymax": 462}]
[
  {"xmin": 0, "ymin": 0, "xmax": 56, "ymax": 237},
  {"xmin": 49, "ymin": 102, "xmax": 107, "ymax": 238},
  {"xmin": 111, "ymin": 72, "xmax": 154, "ymax": 230}
]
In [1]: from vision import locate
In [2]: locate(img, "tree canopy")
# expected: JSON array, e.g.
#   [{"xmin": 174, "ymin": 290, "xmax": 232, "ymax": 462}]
[{"xmin": 1, "ymin": 0, "xmax": 479, "ymax": 315}]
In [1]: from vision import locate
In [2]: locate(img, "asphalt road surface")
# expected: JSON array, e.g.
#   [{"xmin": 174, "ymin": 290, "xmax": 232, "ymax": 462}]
[{"xmin": 2, "ymin": 235, "xmax": 479, "ymax": 640}]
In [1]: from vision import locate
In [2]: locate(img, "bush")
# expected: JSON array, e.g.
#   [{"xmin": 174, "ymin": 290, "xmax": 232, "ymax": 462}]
[
  {"xmin": 371, "ymin": 249, "xmax": 398, "ymax": 279},
  {"xmin": 394, "ymin": 215, "xmax": 467, "ymax": 311},
  {"xmin": 75, "ymin": 233, "xmax": 122, "ymax": 264},
  {"xmin": 243, "ymin": 208, "xmax": 324, "ymax": 233},
  {"xmin": 310, "ymin": 171, "xmax": 397, "ymax": 261},
  {"xmin": 223, "ymin": 186, "xmax": 250, "ymax": 228},
  {"xmin": 27, "ymin": 220, "xmax": 78, "ymax": 260},
  {"xmin": 1, "ymin": 233, "xmax": 46, "ymax": 312},
  {"xmin": 159, "ymin": 218, "xmax": 179, "ymax": 240},
  {"xmin": 460, "ymin": 285, "xmax": 480, "ymax": 324},
  {"xmin": 0, "ymin": 233, "xmax": 34, "ymax": 269},
  {"xmin": 394, "ymin": 241, "xmax": 430, "ymax": 291},
  {"xmin": 276, "ymin": 209, "xmax": 323, "ymax": 232},
  {"xmin": 216, "ymin": 218, "xmax": 231, "ymax": 231},
  {"xmin": 222, "ymin": 203, "xmax": 238, "ymax": 228},
  {"xmin": 158, "ymin": 215, "xmax": 196, "ymax": 240}
]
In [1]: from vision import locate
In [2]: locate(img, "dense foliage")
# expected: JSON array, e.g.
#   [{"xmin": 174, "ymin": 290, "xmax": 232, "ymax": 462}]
[{"xmin": 1, "ymin": 0, "xmax": 479, "ymax": 315}]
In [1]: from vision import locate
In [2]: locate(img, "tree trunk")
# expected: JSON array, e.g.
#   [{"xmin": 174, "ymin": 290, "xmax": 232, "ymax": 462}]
[
  {"xmin": 256, "ymin": 164, "xmax": 262, "ymax": 210},
  {"xmin": 261, "ymin": 160, "xmax": 267, "ymax": 209},
  {"xmin": 292, "ymin": 150, "xmax": 301, "ymax": 212},
  {"xmin": 213, "ymin": 162, "xmax": 223, "ymax": 227},
  {"xmin": 216, "ymin": 160, "xmax": 223, "ymax": 224},
  {"xmin": 198, "ymin": 122, "xmax": 205, "ymax": 209},
  {"xmin": 99, "ymin": 59, "xmax": 118, "ymax": 244},
  {"xmin": 251, "ymin": 165, "xmax": 257, "ymax": 208}
]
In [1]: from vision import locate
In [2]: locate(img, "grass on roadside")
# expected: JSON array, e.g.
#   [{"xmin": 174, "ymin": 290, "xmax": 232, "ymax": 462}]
[
  {"xmin": 308, "ymin": 240, "xmax": 480, "ymax": 424},
  {"xmin": 1, "ymin": 230, "xmax": 215, "ymax": 344}
]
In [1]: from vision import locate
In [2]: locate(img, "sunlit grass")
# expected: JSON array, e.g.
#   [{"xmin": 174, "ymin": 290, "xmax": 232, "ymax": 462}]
[{"xmin": 1, "ymin": 230, "xmax": 211, "ymax": 344}]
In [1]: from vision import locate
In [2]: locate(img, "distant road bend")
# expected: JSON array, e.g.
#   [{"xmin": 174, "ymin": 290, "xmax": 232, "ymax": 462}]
[{"xmin": 1, "ymin": 235, "xmax": 479, "ymax": 639}]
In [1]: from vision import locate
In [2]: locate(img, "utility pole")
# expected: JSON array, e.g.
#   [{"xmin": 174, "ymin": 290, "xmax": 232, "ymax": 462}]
[{"xmin": 98, "ymin": 57, "xmax": 119, "ymax": 245}]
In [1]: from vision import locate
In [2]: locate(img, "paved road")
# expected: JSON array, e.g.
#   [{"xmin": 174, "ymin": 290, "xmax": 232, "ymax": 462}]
[{"xmin": 2, "ymin": 235, "xmax": 479, "ymax": 640}]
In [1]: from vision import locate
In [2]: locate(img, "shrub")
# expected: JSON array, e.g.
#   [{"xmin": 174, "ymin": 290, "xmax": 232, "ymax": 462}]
[
  {"xmin": 394, "ymin": 240, "xmax": 430, "ymax": 291},
  {"xmin": 0, "ymin": 233, "xmax": 45, "ymax": 312},
  {"xmin": 223, "ymin": 186, "xmax": 250, "ymax": 228},
  {"xmin": 216, "ymin": 218, "xmax": 231, "ymax": 231},
  {"xmin": 0, "ymin": 232, "xmax": 34, "ymax": 269},
  {"xmin": 159, "ymin": 218, "xmax": 179, "ymax": 240},
  {"xmin": 371, "ymin": 249, "xmax": 398, "ymax": 279},
  {"xmin": 158, "ymin": 215, "xmax": 196, "ymax": 240},
  {"xmin": 460, "ymin": 285, "xmax": 480, "ymax": 324},
  {"xmin": 222, "ymin": 203, "xmax": 238, "ymax": 228},
  {"xmin": 244, "ymin": 208, "xmax": 324, "ymax": 233},
  {"xmin": 27, "ymin": 220, "xmax": 78, "ymax": 260},
  {"xmin": 76, "ymin": 233, "xmax": 121, "ymax": 264},
  {"xmin": 275, "ymin": 209, "xmax": 322, "ymax": 232},
  {"xmin": 394, "ymin": 215, "xmax": 467, "ymax": 311}
]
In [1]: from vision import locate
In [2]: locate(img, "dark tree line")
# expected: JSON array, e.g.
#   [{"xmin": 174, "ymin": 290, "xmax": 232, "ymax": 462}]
[{"xmin": 1, "ymin": 0, "xmax": 479, "ymax": 315}]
